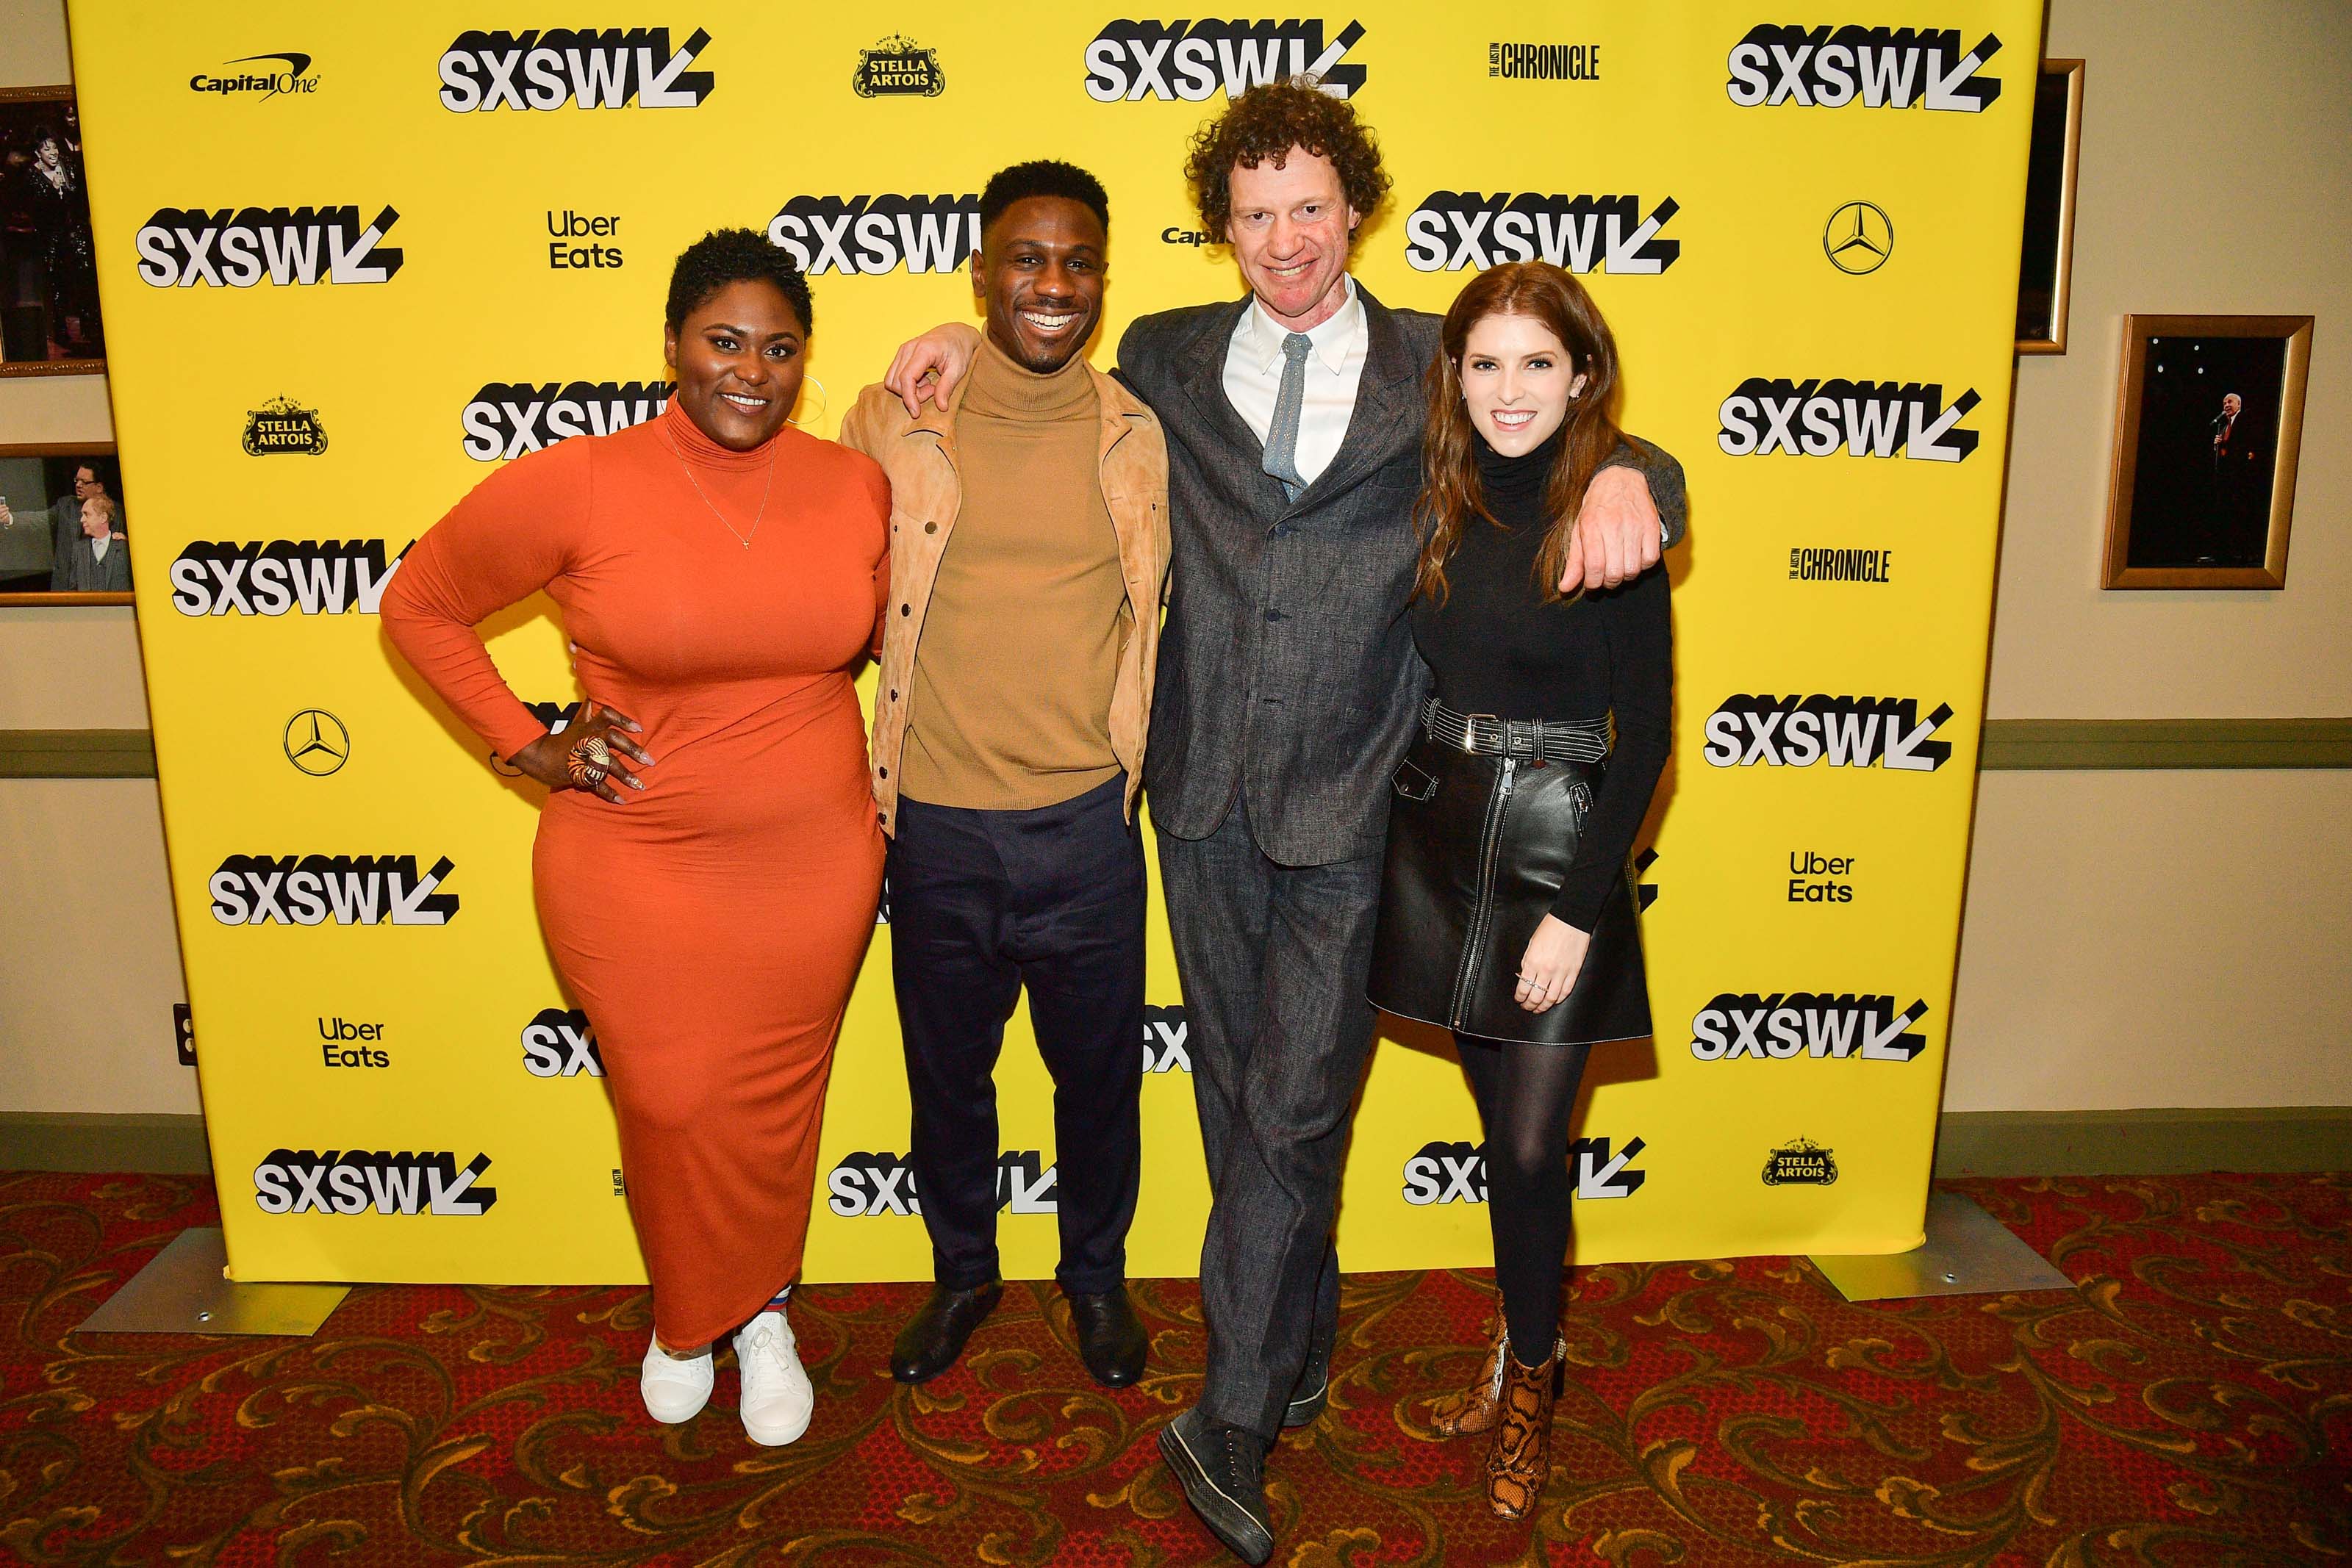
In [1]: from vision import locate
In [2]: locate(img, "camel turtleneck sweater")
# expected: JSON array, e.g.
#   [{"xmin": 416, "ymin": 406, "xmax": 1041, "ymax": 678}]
[{"xmin": 901, "ymin": 336, "xmax": 1129, "ymax": 810}]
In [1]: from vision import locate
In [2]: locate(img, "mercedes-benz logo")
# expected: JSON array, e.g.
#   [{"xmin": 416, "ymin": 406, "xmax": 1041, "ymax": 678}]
[
  {"xmin": 284, "ymin": 709, "xmax": 350, "ymax": 776},
  {"xmin": 1823, "ymin": 201, "xmax": 1893, "ymax": 275}
]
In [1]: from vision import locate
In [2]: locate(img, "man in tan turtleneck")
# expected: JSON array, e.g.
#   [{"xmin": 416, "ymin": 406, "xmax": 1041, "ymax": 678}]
[{"xmin": 840, "ymin": 161, "xmax": 1169, "ymax": 1392}]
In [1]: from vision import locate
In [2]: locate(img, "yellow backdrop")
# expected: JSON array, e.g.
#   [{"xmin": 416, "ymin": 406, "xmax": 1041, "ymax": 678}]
[{"xmin": 69, "ymin": 1, "xmax": 2038, "ymax": 1283}]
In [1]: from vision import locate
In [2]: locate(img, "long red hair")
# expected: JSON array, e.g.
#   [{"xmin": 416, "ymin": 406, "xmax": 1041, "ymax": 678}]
[{"xmin": 1412, "ymin": 261, "xmax": 1636, "ymax": 605}]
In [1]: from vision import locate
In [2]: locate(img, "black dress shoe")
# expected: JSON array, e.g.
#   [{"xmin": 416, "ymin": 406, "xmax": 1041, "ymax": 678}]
[
  {"xmin": 1283, "ymin": 1339, "xmax": 1330, "ymax": 1428},
  {"xmin": 1065, "ymin": 1285, "xmax": 1147, "ymax": 1387},
  {"xmin": 1158, "ymin": 1406, "xmax": 1273, "ymax": 1565},
  {"xmin": 890, "ymin": 1281, "xmax": 1003, "ymax": 1384}
]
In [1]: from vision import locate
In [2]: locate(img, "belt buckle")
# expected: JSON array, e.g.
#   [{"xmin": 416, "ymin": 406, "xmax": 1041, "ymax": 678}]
[{"xmin": 1461, "ymin": 712, "xmax": 1499, "ymax": 753}]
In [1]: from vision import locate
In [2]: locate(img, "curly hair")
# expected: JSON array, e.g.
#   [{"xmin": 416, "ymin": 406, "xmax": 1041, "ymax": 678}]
[
  {"xmin": 664, "ymin": 227, "xmax": 813, "ymax": 334},
  {"xmin": 1184, "ymin": 77, "xmax": 1391, "ymax": 241}
]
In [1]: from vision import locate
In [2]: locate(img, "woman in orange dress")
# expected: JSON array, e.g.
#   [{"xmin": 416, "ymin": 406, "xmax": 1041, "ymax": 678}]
[{"xmin": 381, "ymin": 230, "xmax": 887, "ymax": 1447}]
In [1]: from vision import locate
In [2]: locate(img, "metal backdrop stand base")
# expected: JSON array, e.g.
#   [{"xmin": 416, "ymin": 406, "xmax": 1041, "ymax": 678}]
[
  {"xmin": 73, "ymin": 1228, "xmax": 349, "ymax": 1336},
  {"xmin": 1810, "ymin": 1190, "xmax": 2076, "ymax": 1303}
]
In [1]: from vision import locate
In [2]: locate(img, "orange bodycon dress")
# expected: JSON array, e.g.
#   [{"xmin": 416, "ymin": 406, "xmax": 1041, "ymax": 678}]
[{"xmin": 382, "ymin": 401, "xmax": 889, "ymax": 1347}]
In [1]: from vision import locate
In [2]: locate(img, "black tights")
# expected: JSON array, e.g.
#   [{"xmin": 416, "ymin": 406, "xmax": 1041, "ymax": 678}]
[{"xmin": 1457, "ymin": 1035, "xmax": 1591, "ymax": 1364}]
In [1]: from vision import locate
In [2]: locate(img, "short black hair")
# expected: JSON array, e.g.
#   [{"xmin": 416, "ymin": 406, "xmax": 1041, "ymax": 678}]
[
  {"xmin": 665, "ymin": 228, "xmax": 813, "ymax": 334},
  {"xmin": 979, "ymin": 160, "xmax": 1110, "ymax": 244}
]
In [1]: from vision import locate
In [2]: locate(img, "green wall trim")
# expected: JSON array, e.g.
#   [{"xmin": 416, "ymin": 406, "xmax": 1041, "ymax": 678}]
[
  {"xmin": 0, "ymin": 729, "xmax": 156, "ymax": 777},
  {"xmin": 0, "ymin": 1112, "xmax": 211, "ymax": 1175},
  {"xmin": 1979, "ymin": 718, "xmax": 2352, "ymax": 771},
  {"xmin": 1934, "ymin": 1107, "xmax": 2352, "ymax": 1178},
  {"xmin": 3, "ymin": 1108, "xmax": 2345, "ymax": 1184}
]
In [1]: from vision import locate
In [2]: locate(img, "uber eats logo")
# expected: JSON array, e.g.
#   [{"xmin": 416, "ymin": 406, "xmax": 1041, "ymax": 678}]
[
  {"xmin": 209, "ymin": 855, "xmax": 458, "ymax": 927},
  {"xmin": 168, "ymin": 540, "xmax": 406, "ymax": 616},
  {"xmin": 1404, "ymin": 193, "xmax": 1679, "ymax": 275},
  {"xmin": 522, "ymin": 1006, "xmax": 604, "ymax": 1077},
  {"xmin": 1718, "ymin": 379, "xmax": 1980, "ymax": 461},
  {"xmin": 134, "ymin": 205, "xmax": 401, "ymax": 288},
  {"xmin": 1401, "ymin": 1137, "xmax": 1646, "ymax": 1204},
  {"xmin": 826, "ymin": 1151, "xmax": 1058, "ymax": 1218},
  {"xmin": 254, "ymin": 1149, "xmax": 497, "ymax": 1215},
  {"xmin": 1084, "ymin": 19, "xmax": 1366, "ymax": 101},
  {"xmin": 1704, "ymin": 694, "xmax": 1953, "ymax": 772},
  {"xmin": 1143, "ymin": 1003, "xmax": 1191, "ymax": 1074},
  {"xmin": 1692, "ymin": 993, "xmax": 1929, "ymax": 1062},
  {"xmin": 462, "ymin": 381, "xmax": 672, "ymax": 459},
  {"xmin": 765, "ymin": 195, "xmax": 980, "ymax": 276},
  {"xmin": 1725, "ymin": 25, "xmax": 2001, "ymax": 112},
  {"xmin": 437, "ymin": 27, "xmax": 714, "ymax": 111}
]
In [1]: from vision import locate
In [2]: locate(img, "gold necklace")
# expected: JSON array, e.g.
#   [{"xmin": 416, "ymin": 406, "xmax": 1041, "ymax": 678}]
[{"xmin": 665, "ymin": 429, "xmax": 779, "ymax": 550}]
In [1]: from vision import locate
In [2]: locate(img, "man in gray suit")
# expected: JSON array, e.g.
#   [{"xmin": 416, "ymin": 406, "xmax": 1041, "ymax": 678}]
[{"xmin": 887, "ymin": 80, "xmax": 1685, "ymax": 1562}]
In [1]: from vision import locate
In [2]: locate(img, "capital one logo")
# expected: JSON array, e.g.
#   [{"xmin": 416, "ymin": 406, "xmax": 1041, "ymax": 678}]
[
  {"xmin": 1726, "ymin": 25, "xmax": 2001, "ymax": 112},
  {"xmin": 461, "ymin": 381, "xmax": 673, "ymax": 459},
  {"xmin": 1703, "ymin": 694, "xmax": 1953, "ymax": 772},
  {"xmin": 1405, "ymin": 193, "xmax": 1679, "ymax": 275},
  {"xmin": 169, "ymin": 540, "xmax": 406, "ymax": 616},
  {"xmin": 1718, "ymin": 380, "xmax": 1980, "ymax": 461},
  {"xmin": 135, "ymin": 206, "xmax": 401, "ymax": 288},
  {"xmin": 1085, "ymin": 20, "xmax": 1366, "ymax": 101},
  {"xmin": 437, "ymin": 27, "xmax": 714, "ymax": 111},
  {"xmin": 1143, "ymin": 1003, "xmax": 1191, "ymax": 1074},
  {"xmin": 1400, "ymin": 1136, "xmax": 1646, "ymax": 1204},
  {"xmin": 765, "ymin": 195, "xmax": 980, "ymax": 276},
  {"xmin": 1690, "ymin": 993, "xmax": 1929, "ymax": 1062},
  {"xmin": 521, "ymin": 1006, "xmax": 603, "ymax": 1077},
  {"xmin": 254, "ymin": 1149, "xmax": 498, "ymax": 1215},
  {"xmin": 208, "ymin": 855, "xmax": 458, "ymax": 926},
  {"xmin": 826, "ymin": 1151, "xmax": 1058, "ymax": 1217}
]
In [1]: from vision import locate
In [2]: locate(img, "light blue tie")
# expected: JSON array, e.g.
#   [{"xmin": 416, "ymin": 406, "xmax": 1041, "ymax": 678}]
[{"xmin": 1261, "ymin": 331, "xmax": 1315, "ymax": 501}]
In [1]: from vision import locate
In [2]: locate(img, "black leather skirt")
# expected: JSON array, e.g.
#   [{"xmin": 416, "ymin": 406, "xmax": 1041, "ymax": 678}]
[{"xmin": 1367, "ymin": 730, "xmax": 1652, "ymax": 1047}]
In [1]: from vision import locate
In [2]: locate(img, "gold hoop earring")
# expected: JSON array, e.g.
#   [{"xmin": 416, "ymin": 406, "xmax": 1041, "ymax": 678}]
[{"xmin": 786, "ymin": 375, "xmax": 828, "ymax": 427}]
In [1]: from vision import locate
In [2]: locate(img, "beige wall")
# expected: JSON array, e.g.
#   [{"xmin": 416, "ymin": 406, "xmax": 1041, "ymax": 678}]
[
  {"xmin": 1946, "ymin": 0, "xmax": 2351, "ymax": 1113},
  {"xmin": 1, "ymin": 0, "xmax": 2345, "ymax": 1126}
]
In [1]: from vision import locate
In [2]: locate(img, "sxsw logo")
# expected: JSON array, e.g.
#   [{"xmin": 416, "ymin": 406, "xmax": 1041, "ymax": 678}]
[
  {"xmin": 1404, "ymin": 193, "xmax": 1678, "ymax": 275},
  {"xmin": 461, "ymin": 381, "xmax": 672, "ymax": 459},
  {"xmin": 1084, "ymin": 20, "xmax": 1366, "ymax": 101},
  {"xmin": 521, "ymin": 1006, "xmax": 603, "ymax": 1077},
  {"xmin": 134, "ymin": 206, "xmax": 401, "ymax": 288},
  {"xmin": 1690, "ymin": 993, "xmax": 1929, "ymax": 1062},
  {"xmin": 1703, "ymin": 694, "xmax": 1953, "ymax": 772},
  {"xmin": 765, "ymin": 196, "xmax": 980, "ymax": 276},
  {"xmin": 1400, "ymin": 1136, "xmax": 1646, "ymax": 1205},
  {"xmin": 254, "ymin": 1149, "xmax": 498, "ymax": 1215},
  {"xmin": 1143, "ymin": 1003, "xmax": 1191, "ymax": 1073},
  {"xmin": 437, "ymin": 27, "xmax": 714, "ymax": 111},
  {"xmin": 1718, "ymin": 380, "xmax": 1980, "ymax": 461},
  {"xmin": 1726, "ymin": 25, "xmax": 2001, "ymax": 112},
  {"xmin": 825, "ymin": 1151, "xmax": 1058, "ymax": 1217},
  {"xmin": 168, "ymin": 540, "xmax": 406, "ymax": 616},
  {"xmin": 208, "ymin": 855, "xmax": 459, "ymax": 927}
]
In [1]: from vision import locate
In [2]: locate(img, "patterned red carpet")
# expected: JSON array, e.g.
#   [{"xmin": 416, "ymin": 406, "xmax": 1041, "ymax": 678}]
[{"xmin": 3, "ymin": 1170, "xmax": 2345, "ymax": 1566}]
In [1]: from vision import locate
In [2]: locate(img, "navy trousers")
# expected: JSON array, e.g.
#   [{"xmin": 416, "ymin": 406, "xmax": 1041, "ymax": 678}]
[{"xmin": 886, "ymin": 774, "xmax": 1146, "ymax": 1295}]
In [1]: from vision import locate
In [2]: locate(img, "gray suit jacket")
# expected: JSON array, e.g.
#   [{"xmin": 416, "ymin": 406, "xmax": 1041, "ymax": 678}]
[
  {"xmin": 1116, "ymin": 281, "xmax": 1685, "ymax": 866},
  {"xmin": 51, "ymin": 496, "xmax": 131, "ymax": 592}
]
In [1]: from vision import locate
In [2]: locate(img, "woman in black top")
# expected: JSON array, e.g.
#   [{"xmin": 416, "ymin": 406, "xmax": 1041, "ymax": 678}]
[{"xmin": 1366, "ymin": 261, "xmax": 1672, "ymax": 1520}]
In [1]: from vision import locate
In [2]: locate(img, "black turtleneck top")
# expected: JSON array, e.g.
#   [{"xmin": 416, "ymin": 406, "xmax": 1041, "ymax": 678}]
[{"xmin": 1410, "ymin": 430, "xmax": 1672, "ymax": 932}]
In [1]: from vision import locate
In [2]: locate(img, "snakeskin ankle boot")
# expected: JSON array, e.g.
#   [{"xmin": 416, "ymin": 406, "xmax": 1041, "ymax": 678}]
[
  {"xmin": 1425, "ymin": 1316, "xmax": 1509, "ymax": 1439},
  {"xmin": 1482, "ymin": 1339, "xmax": 1564, "ymax": 1521}
]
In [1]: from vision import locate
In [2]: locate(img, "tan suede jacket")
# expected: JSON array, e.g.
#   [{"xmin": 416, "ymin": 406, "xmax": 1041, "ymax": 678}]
[{"xmin": 839, "ymin": 363, "xmax": 1170, "ymax": 836}]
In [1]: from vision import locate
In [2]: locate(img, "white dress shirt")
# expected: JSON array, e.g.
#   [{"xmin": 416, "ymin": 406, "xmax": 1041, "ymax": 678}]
[{"xmin": 1221, "ymin": 275, "xmax": 1369, "ymax": 489}]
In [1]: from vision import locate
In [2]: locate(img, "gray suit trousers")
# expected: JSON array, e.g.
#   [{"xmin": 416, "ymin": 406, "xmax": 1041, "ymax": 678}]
[{"xmin": 1158, "ymin": 796, "xmax": 1383, "ymax": 1439}]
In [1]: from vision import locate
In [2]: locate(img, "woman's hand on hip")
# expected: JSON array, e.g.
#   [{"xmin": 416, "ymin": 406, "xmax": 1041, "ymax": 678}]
[
  {"xmin": 506, "ymin": 702, "xmax": 656, "ymax": 804},
  {"xmin": 1516, "ymin": 915, "xmax": 1590, "ymax": 1014}
]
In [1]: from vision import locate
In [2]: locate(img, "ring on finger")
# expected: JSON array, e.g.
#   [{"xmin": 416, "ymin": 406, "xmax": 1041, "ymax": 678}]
[{"xmin": 567, "ymin": 733, "xmax": 612, "ymax": 788}]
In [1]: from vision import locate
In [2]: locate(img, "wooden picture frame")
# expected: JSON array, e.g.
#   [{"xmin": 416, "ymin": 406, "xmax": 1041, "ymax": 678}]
[
  {"xmin": 2101, "ymin": 315, "xmax": 2311, "ymax": 590},
  {"xmin": 0, "ymin": 84, "xmax": 106, "ymax": 378},
  {"xmin": 0, "ymin": 441, "xmax": 131, "ymax": 605},
  {"xmin": 2016, "ymin": 60, "xmax": 2083, "ymax": 355}
]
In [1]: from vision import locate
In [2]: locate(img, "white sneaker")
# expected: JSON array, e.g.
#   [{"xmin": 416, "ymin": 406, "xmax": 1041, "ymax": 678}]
[
  {"xmin": 639, "ymin": 1331, "xmax": 714, "ymax": 1424},
  {"xmin": 734, "ymin": 1307, "xmax": 814, "ymax": 1447}
]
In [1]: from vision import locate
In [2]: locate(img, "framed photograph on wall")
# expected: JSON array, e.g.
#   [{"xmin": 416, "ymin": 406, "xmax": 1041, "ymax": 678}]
[
  {"xmin": 2016, "ymin": 60, "xmax": 2083, "ymax": 354},
  {"xmin": 2101, "ymin": 314, "xmax": 2312, "ymax": 590},
  {"xmin": 0, "ymin": 442, "xmax": 130, "ymax": 604},
  {"xmin": 0, "ymin": 86, "xmax": 104, "ymax": 375}
]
